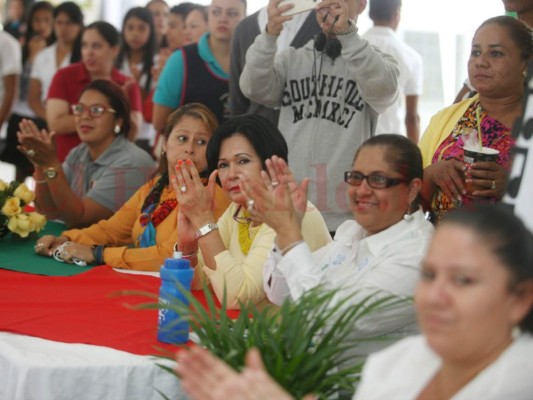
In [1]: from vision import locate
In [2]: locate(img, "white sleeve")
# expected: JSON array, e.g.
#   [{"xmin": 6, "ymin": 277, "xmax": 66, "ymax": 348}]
[
  {"xmin": 0, "ymin": 35, "xmax": 22, "ymax": 77},
  {"xmin": 264, "ymin": 241, "xmax": 332, "ymax": 305}
]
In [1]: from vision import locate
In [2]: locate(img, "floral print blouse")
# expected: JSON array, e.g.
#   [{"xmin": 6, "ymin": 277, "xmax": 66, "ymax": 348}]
[{"xmin": 431, "ymin": 99, "xmax": 515, "ymax": 222}]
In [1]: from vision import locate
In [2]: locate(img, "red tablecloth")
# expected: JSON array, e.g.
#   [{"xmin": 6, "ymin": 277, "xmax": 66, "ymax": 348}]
[{"xmin": 0, "ymin": 266, "xmax": 238, "ymax": 356}]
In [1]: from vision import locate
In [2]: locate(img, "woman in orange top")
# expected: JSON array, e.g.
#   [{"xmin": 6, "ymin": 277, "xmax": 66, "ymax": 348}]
[{"xmin": 34, "ymin": 103, "xmax": 230, "ymax": 271}]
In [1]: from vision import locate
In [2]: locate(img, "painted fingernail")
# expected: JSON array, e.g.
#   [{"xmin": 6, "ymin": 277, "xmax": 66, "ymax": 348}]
[
  {"xmin": 185, "ymin": 159, "xmax": 192, "ymax": 165},
  {"xmin": 177, "ymin": 159, "xmax": 183, "ymax": 166}
]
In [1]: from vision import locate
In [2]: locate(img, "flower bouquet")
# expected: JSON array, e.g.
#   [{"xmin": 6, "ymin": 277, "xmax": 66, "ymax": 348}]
[{"xmin": 0, "ymin": 179, "xmax": 46, "ymax": 239}]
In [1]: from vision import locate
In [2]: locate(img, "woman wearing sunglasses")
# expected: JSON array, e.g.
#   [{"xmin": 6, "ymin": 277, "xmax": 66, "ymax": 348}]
[
  {"xmin": 18, "ymin": 79, "xmax": 154, "ymax": 228},
  {"xmin": 173, "ymin": 114, "xmax": 331, "ymax": 309},
  {"xmin": 241, "ymin": 134, "xmax": 435, "ymax": 364}
]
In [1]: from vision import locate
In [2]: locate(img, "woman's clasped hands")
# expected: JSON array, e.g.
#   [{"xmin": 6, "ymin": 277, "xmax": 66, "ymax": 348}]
[
  {"xmin": 171, "ymin": 159, "xmax": 217, "ymax": 253},
  {"xmin": 34, "ymin": 235, "xmax": 95, "ymax": 265}
]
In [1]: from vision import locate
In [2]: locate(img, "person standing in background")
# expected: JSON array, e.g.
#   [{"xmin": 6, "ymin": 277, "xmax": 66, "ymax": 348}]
[
  {"xmin": 3, "ymin": 0, "xmax": 27, "ymax": 43},
  {"xmin": 116, "ymin": 7, "xmax": 158, "ymax": 155},
  {"xmin": 0, "ymin": 28, "xmax": 22, "ymax": 145},
  {"xmin": 153, "ymin": 0, "xmax": 246, "ymax": 133},
  {"xmin": 502, "ymin": 0, "xmax": 533, "ymax": 27},
  {"xmin": 184, "ymin": 5, "xmax": 208, "ymax": 45},
  {"xmin": 145, "ymin": 0, "xmax": 170, "ymax": 52},
  {"xmin": 28, "ymin": 1, "xmax": 84, "ymax": 130},
  {"xmin": 229, "ymin": 2, "xmax": 320, "ymax": 125},
  {"xmin": 240, "ymin": 0, "xmax": 399, "ymax": 233},
  {"xmin": 46, "ymin": 21, "xmax": 143, "ymax": 162},
  {"xmin": 362, "ymin": 0, "xmax": 423, "ymax": 143},
  {"xmin": 150, "ymin": 3, "xmax": 195, "ymax": 99},
  {"xmin": 0, "ymin": 1, "xmax": 54, "ymax": 183}
]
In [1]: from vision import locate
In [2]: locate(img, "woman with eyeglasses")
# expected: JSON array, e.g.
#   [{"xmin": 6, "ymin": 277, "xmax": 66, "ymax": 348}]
[
  {"xmin": 33, "ymin": 102, "xmax": 230, "ymax": 270},
  {"xmin": 18, "ymin": 79, "xmax": 154, "ymax": 229},
  {"xmin": 241, "ymin": 134, "xmax": 434, "ymax": 365},
  {"xmin": 173, "ymin": 114, "xmax": 331, "ymax": 309}
]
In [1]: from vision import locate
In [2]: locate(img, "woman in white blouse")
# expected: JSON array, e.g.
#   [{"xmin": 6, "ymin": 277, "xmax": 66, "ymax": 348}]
[{"xmin": 247, "ymin": 134, "xmax": 434, "ymax": 355}]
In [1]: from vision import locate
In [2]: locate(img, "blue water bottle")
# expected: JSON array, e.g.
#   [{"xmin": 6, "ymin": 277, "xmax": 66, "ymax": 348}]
[{"xmin": 157, "ymin": 251, "xmax": 194, "ymax": 344}]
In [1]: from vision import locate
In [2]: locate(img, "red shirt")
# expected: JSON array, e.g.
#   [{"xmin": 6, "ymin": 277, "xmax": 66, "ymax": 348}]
[{"xmin": 47, "ymin": 62, "xmax": 142, "ymax": 162}]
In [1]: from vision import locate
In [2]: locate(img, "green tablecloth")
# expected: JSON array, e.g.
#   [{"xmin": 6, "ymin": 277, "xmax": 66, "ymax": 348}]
[{"xmin": 0, "ymin": 221, "xmax": 92, "ymax": 276}]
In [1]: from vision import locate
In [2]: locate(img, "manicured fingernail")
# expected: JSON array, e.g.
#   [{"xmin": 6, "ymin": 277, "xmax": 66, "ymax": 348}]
[
  {"xmin": 177, "ymin": 160, "xmax": 183, "ymax": 166},
  {"xmin": 185, "ymin": 159, "xmax": 192, "ymax": 165}
]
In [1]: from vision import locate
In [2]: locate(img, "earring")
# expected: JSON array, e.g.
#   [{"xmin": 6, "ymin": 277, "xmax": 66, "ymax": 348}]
[
  {"xmin": 403, "ymin": 212, "xmax": 413, "ymax": 221},
  {"xmin": 523, "ymin": 70, "xmax": 527, "ymax": 77},
  {"xmin": 512, "ymin": 325, "xmax": 521, "ymax": 340},
  {"xmin": 114, "ymin": 124, "xmax": 121, "ymax": 135},
  {"xmin": 161, "ymin": 150, "xmax": 166, "ymax": 156}
]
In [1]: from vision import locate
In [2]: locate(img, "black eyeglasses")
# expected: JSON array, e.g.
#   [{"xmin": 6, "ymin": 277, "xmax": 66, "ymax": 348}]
[
  {"xmin": 344, "ymin": 171, "xmax": 407, "ymax": 189},
  {"xmin": 233, "ymin": 205, "xmax": 252, "ymax": 224},
  {"xmin": 71, "ymin": 103, "xmax": 117, "ymax": 118}
]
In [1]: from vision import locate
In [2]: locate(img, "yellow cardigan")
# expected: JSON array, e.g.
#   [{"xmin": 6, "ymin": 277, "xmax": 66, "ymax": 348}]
[
  {"xmin": 63, "ymin": 177, "xmax": 230, "ymax": 271},
  {"xmin": 418, "ymin": 95, "xmax": 478, "ymax": 168}
]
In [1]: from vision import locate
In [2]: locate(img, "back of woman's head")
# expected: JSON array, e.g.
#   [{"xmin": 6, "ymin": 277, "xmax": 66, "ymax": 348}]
[
  {"xmin": 79, "ymin": 79, "xmax": 131, "ymax": 136},
  {"xmin": 442, "ymin": 204, "xmax": 533, "ymax": 333},
  {"xmin": 54, "ymin": 1, "xmax": 84, "ymax": 63},
  {"xmin": 84, "ymin": 21, "xmax": 120, "ymax": 47},
  {"xmin": 206, "ymin": 114, "xmax": 289, "ymax": 173},
  {"xmin": 477, "ymin": 15, "xmax": 532, "ymax": 61},
  {"xmin": 158, "ymin": 103, "xmax": 219, "ymax": 175}
]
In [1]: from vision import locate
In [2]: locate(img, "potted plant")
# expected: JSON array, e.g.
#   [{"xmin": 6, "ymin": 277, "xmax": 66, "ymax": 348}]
[{"xmin": 149, "ymin": 285, "xmax": 408, "ymax": 399}]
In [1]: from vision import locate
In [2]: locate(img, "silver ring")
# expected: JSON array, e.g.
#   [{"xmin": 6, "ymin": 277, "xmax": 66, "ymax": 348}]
[
  {"xmin": 491, "ymin": 180, "xmax": 496, "ymax": 190},
  {"xmin": 26, "ymin": 149, "xmax": 36, "ymax": 157},
  {"xmin": 180, "ymin": 185, "xmax": 187, "ymax": 193},
  {"xmin": 271, "ymin": 180, "xmax": 280, "ymax": 188},
  {"xmin": 247, "ymin": 199, "xmax": 254, "ymax": 212}
]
